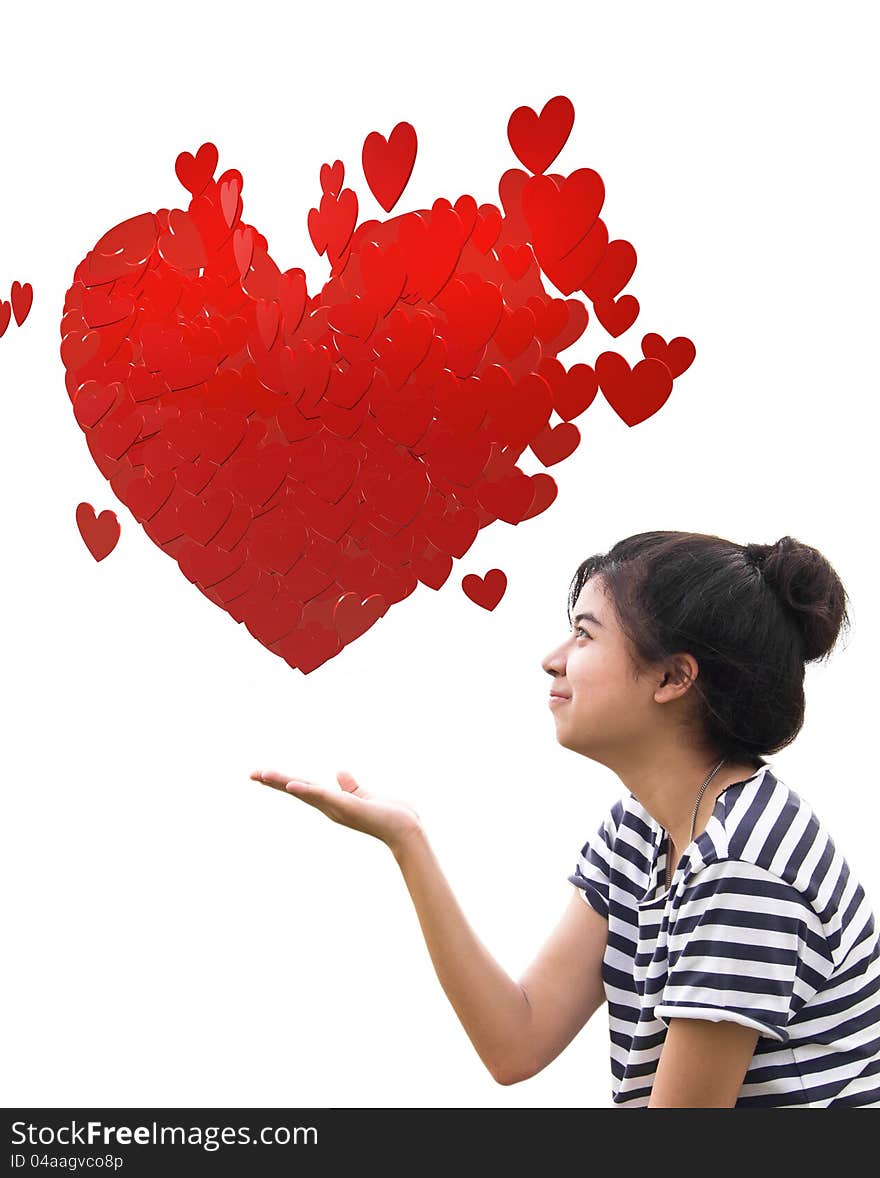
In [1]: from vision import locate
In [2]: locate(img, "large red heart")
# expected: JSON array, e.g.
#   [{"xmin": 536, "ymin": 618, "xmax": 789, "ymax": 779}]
[{"xmin": 61, "ymin": 109, "xmax": 691, "ymax": 674}]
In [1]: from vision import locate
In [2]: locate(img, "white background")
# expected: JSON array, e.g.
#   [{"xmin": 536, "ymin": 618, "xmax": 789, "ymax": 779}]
[{"xmin": 1, "ymin": 0, "xmax": 877, "ymax": 1109}]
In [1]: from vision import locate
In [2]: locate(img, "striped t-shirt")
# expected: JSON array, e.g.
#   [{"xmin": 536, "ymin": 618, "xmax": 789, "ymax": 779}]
[{"xmin": 568, "ymin": 763, "xmax": 880, "ymax": 1106}]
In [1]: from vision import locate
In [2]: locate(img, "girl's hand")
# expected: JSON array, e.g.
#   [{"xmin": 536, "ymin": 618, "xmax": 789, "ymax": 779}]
[{"xmin": 249, "ymin": 768, "xmax": 423, "ymax": 853}]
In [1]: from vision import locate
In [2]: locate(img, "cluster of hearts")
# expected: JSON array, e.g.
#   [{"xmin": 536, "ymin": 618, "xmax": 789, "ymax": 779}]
[
  {"xmin": 0, "ymin": 281, "xmax": 33, "ymax": 336},
  {"xmin": 61, "ymin": 95, "xmax": 695, "ymax": 675}
]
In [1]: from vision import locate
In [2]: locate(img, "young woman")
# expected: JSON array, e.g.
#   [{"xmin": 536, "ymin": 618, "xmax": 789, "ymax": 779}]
[{"xmin": 251, "ymin": 530, "xmax": 880, "ymax": 1107}]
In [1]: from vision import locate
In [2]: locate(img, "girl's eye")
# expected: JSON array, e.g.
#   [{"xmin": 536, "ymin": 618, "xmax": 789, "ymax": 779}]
[{"xmin": 574, "ymin": 625, "xmax": 592, "ymax": 640}]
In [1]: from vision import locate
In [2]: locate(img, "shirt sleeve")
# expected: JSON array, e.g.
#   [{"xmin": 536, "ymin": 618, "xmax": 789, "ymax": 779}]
[
  {"xmin": 655, "ymin": 859, "xmax": 836, "ymax": 1043},
  {"xmin": 567, "ymin": 804, "xmax": 620, "ymax": 920}
]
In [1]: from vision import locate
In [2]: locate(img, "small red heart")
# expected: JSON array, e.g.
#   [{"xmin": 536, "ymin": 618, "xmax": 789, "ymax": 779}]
[
  {"xmin": 462, "ymin": 568, "xmax": 507, "ymax": 610},
  {"xmin": 320, "ymin": 160, "xmax": 345, "ymax": 198},
  {"xmin": 175, "ymin": 143, "xmax": 218, "ymax": 196},
  {"xmin": 10, "ymin": 281, "xmax": 33, "ymax": 326},
  {"xmin": 594, "ymin": 293, "xmax": 639, "ymax": 337},
  {"xmin": 537, "ymin": 358, "xmax": 598, "ymax": 421},
  {"xmin": 362, "ymin": 122, "xmax": 418, "ymax": 212},
  {"xmin": 500, "ymin": 243, "xmax": 533, "ymax": 280},
  {"xmin": 507, "ymin": 96, "xmax": 575, "ymax": 175},
  {"xmin": 333, "ymin": 592, "xmax": 387, "ymax": 645},
  {"xmin": 529, "ymin": 421, "xmax": 581, "ymax": 466},
  {"xmin": 641, "ymin": 332, "xmax": 696, "ymax": 378},
  {"xmin": 76, "ymin": 502, "xmax": 120, "ymax": 561},
  {"xmin": 520, "ymin": 472, "xmax": 558, "ymax": 520},
  {"xmin": 596, "ymin": 353, "xmax": 673, "ymax": 426},
  {"xmin": 0, "ymin": 300, "xmax": 10, "ymax": 337},
  {"xmin": 218, "ymin": 169, "xmax": 243, "ymax": 227}
]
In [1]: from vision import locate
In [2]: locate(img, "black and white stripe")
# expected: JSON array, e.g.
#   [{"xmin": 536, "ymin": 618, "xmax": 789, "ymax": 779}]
[{"xmin": 568, "ymin": 764, "xmax": 880, "ymax": 1106}]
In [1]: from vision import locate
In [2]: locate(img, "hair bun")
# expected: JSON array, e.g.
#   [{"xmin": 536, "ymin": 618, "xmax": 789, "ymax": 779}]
[{"xmin": 759, "ymin": 536, "xmax": 850, "ymax": 662}]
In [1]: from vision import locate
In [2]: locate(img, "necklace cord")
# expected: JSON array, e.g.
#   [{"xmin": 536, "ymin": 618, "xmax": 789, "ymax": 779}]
[{"xmin": 664, "ymin": 757, "xmax": 726, "ymax": 890}]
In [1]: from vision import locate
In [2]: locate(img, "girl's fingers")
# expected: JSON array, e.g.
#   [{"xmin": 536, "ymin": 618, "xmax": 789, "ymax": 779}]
[
  {"xmin": 250, "ymin": 768, "xmax": 313, "ymax": 795},
  {"xmin": 336, "ymin": 770, "xmax": 362, "ymax": 794},
  {"xmin": 250, "ymin": 769, "xmax": 343, "ymax": 809}
]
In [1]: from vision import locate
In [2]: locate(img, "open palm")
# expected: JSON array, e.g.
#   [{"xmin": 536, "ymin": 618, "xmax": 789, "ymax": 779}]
[{"xmin": 250, "ymin": 767, "xmax": 422, "ymax": 851}]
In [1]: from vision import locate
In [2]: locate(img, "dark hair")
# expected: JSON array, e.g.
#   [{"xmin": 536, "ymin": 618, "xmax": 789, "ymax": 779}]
[{"xmin": 566, "ymin": 532, "xmax": 852, "ymax": 767}]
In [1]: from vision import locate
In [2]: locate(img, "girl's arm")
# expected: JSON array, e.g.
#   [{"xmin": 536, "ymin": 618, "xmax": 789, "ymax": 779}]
[
  {"xmin": 393, "ymin": 826, "xmax": 608, "ymax": 1085},
  {"xmin": 251, "ymin": 767, "xmax": 607, "ymax": 1085}
]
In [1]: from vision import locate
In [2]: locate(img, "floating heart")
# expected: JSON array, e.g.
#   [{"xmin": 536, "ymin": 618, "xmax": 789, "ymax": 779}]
[
  {"xmin": 462, "ymin": 568, "xmax": 507, "ymax": 610},
  {"xmin": 362, "ymin": 122, "xmax": 418, "ymax": 213},
  {"xmin": 507, "ymin": 96, "xmax": 575, "ymax": 175},
  {"xmin": 640, "ymin": 332, "xmax": 696, "ymax": 378},
  {"xmin": 594, "ymin": 293, "xmax": 639, "ymax": 337},
  {"xmin": 61, "ymin": 105, "xmax": 692, "ymax": 673},
  {"xmin": 11, "ymin": 281, "xmax": 33, "ymax": 326},
  {"xmin": 0, "ymin": 300, "xmax": 10, "ymax": 337},
  {"xmin": 595, "ymin": 353, "xmax": 674, "ymax": 426},
  {"xmin": 76, "ymin": 502, "xmax": 120, "ymax": 561},
  {"xmin": 530, "ymin": 421, "xmax": 581, "ymax": 466}
]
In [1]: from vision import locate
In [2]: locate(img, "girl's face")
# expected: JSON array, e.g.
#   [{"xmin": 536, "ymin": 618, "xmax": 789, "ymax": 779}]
[{"xmin": 542, "ymin": 575, "xmax": 667, "ymax": 763}]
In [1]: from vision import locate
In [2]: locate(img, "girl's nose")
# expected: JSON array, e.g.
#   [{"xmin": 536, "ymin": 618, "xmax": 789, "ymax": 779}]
[{"xmin": 542, "ymin": 645, "xmax": 566, "ymax": 678}]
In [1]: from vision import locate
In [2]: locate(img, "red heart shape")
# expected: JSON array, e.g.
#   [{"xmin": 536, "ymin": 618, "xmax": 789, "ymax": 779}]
[
  {"xmin": 320, "ymin": 160, "xmax": 344, "ymax": 198},
  {"xmin": 537, "ymin": 358, "xmax": 598, "ymax": 421},
  {"xmin": 0, "ymin": 300, "xmax": 10, "ymax": 337},
  {"xmin": 175, "ymin": 144, "xmax": 219, "ymax": 196},
  {"xmin": 641, "ymin": 332, "xmax": 696, "ymax": 378},
  {"xmin": 500, "ymin": 243, "xmax": 534, "ymax": 280},
  {"xmin": 595, "ymin": 353, "xmax": 674, "ymax": 426},
  {"xmin": 520, "ymin": 472, "xmax": 558, "ymax": 520},
  {"xmin": 362, "ymin": 122, "xmax": 418, "ymax": 213},
  {"xmin": 529, "ymin": 421, "xmax": 581, "ymax": 466},
  {"xmin": 76, "ymin": 502, "xmax": 120, "ymax": 561},
  {"xmin": 333, "ymin": 592, "xmax": 387, "ymax": 643},
  {"xmin": 62, "ymin": 122, "xmax": 689, "ymax": 672},
  {"xmin": 462, "ymin": 568, "xmax": 507, "ymax": 610},
  {"xmin": 507, "ymin": 96, "xmax": 575, "ymax": 175},
  {"xmin": 219, "ymin": 169, "xmax": 243, "ymax": 227},
  {"xmin": 594, "ymin": 293, "xmax": 639, "ymax": 337},
  {"xmin": 11, "ymin": 281, "xmax": 33, "ymax": 326}
]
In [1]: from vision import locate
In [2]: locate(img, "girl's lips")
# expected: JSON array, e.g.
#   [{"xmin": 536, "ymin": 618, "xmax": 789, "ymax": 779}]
[{"xmin": 549, "ymin": 694, "xmax": 570, "ymax": 707}]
